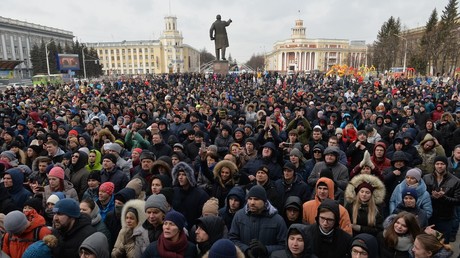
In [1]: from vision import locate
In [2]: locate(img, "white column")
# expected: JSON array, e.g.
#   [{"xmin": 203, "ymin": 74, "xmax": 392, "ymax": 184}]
[{"xmin": 10, "ymin": 35, "xmax": 16, "ymax": 60}]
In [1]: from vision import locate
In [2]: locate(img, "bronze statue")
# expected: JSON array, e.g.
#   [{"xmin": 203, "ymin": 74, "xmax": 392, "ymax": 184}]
[{"xmin": 210, "ymin": 14, "xmax": 232, "ymax": 61}]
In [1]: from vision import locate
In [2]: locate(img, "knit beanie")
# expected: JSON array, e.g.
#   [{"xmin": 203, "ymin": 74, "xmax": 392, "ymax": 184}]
[
  {"xmin": 103, "ymin": 153, "xmax": 117, "ymax": 164},
  {"xmin": 202, "ymin": 197, "xmax": 219, "ymax": 216},
  {"xmin": 356, "ymin": 181, "xmax": 375, "ymax": 194},
  {"xmin": 87, "ymin": 172, "xmax": 101, "ymax": 182},
  {"xmin": 46, "ymin": 194, "xmax": 62, "ymax": 205},
  {"xmin": 1, "ymin": 151, "xmax": 16, "ymax": 161},
  {"xmin": 22, "ymin": 235, "xmax": 59, "ymax": 258},
  {"xmin": 126, "ymin": 178, "xmax": 143, "ymax": 198},
  {"xmin": 405, "ymin": 168, "xmax": 422, "ymax": 182},
  {"xmin": 133, "ymin": 148, "xmax": 143, "ymax": 154},
  {"xmin": 53, "ymin": 199, "xmax": 80, "ymax": 218},
  {"xmin": 402, "ymin": 187, "xmax": 418, "ymax": 201},
  {"xmin": 434, "ymin": 156, "xmax": 448, "ymax": 166},
  {"xmin": 144, "ymin": 194, "xmax": 168, "ymax": 213},
  {"xmin": 164, "ymin": 211, "xmax": 186, "ymax": 230},
  {"xmin": 247, "ymin": 185, "xmax": 267, "ymax": 202},
  {"xmin": 289, "ymin": 148, "xmax": 303, "ymax": 159},
  {"xmin": 208, "ymin": 239, "xmax": 237, "ymax": 258},
  {"xmin": 105, "ymin": 143, "xmax": 122, "ymax": 153},
  {"xmin": 4, "ymin": 210, "xmax": 28, "ymax": 235},
  {"xmin": 99, "ymin": 182, "xmax": 115, "ymax": 195},
  {"xmin": 48, "ymin": 167, "xmax": 65, "ymax": 180}
]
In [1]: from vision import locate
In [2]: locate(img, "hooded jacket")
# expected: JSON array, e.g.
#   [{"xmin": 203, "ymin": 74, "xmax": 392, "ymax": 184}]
[
  {"xmin": 66, "ymin": 150, "xmax": 89, "ymax": 200},
  {"xmin": 282, "ymin": 196, "xmax": 303, "ymax": 228},
  {"xmin": 305, "ymin": 199, "xmax": 352, "ymax": 258},
  {"xmin": 88, "ymin": 202, "xmax": 112, "ymax": 245},
  {"xmin": 171, "ymin": 162, "xmax": 209, "ymax": 230},
  {"xmin": 270, "ymin": 224, "xmax": 317, "ymax": 258},
  {"xmin": 303, "ymin": 177, "xmax": 352, "ymax": 235},
  {"xmin": 228, "ymin": 200, "xmax": 287, "ymax": 254},
  {"xmin": 5, "ymin": 168, "xmax": 32, "ymax": 208},
  {"xmin": 371, "ymin": 142, "xmax": 392, "ymax": 172},
  {"xmin": 308, "ymin": 147, "xmax": 349, "ymax": 190},
  {"xmin": 196, "ymin": 216, "xmax": 226, "ymax": 256},
  {"xmin": 218, "ymin": 186, "xmax": 246, "ymax": 230},
  {"xmin": 382, "ymin": 151, "xmax": 411, "ymax": 205},
  {"xmin": 416, "ymin": 134, "xmax": 446, "ymax": 175},
  {"xmin": 240, "ymin": 141, "xmax": 283, "ymax": 181},
  {"xmin": 85, "ymin": 149, "xmax": 103, "ymax": 172},
  {"xmin": 112, "ymin": 199, "xmax": 149, "ymax": 258},
  {"xmin": 80, "ymin": 232, "xmax": 110, "ymax": 258},
  {"xmin": 389, "ymin": 178, "xmax": 433, "ymax": 218},
  {"xmin": 2, "ymin": 213, "xmax": 51, "ymax": 258}
]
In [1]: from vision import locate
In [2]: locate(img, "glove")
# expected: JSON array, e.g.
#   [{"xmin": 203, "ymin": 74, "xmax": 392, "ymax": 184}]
[{"xmin": 247, "ymin": 239, "xmax": 268, "ymax": 258}]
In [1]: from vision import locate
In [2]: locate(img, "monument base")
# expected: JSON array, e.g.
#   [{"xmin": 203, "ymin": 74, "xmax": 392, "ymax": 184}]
[{"xmin": 213, "ymin": 60, "xmax": 229, "ymax": 75}]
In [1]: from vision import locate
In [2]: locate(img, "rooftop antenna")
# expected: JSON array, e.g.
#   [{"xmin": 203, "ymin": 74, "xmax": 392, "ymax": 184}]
[{"xmin": 298, "ymin": 9, "xmax": 301, "ymax": 18}]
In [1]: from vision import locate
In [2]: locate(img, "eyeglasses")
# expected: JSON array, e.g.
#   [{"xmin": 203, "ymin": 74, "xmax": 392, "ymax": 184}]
[
  {"xmin": 313, "ymin": 150, "xmax": 322, "ymax": 154},
  {"xmin": 351, "ymin": 248, "xmax": 368, "ymax": 257},
  {"xmin": 72, "ymin": 154, "xmax": 79, "ymax": 158},
  {"xmin": 319, "ymin": 216, "xmax": 335, "ymax": 224}
]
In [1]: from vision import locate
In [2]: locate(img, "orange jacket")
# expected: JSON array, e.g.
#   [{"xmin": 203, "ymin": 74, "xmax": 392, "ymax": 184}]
[
  {"xmin": 2, "ymin": 214, "xmax": 51, "ymax": 258},
  {"xmin": 302, "ymin": 177, "xmax": 353, "ymax": 235}
]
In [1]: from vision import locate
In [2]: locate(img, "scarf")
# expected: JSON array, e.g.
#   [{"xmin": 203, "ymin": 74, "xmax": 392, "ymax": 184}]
[{"xmin": 157, "ymin": 230, "xmax": 189, "ymax": 258}]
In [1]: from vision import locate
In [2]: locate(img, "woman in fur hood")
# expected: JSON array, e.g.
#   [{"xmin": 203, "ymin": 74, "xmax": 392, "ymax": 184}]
[
  {"xmin": 345, "ymin": 174, "xmax": 385, "ymax": 237},
  {"xmin": 202, "ymin": 159, "xmax": 239, "ymax": 208},
  {"xmin": 112, "ymin": 199, "xmax": 150, "ymax": 258}
]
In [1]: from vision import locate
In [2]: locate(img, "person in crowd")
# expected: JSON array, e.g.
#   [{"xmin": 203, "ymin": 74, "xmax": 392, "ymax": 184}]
[
  {"xmin": 112, "ymin": 199, "xmax": 149, "ymax": 258},
  {"xmin": 382, "ymin": 150, "xmax": 411, "ymax": 215},
  {"xmin": 195, "ymin": 215, "xmax": 226, "ymax": 256},
  {"xmin": 85, "ymin": 149, "xmax": 103, "ymax": 173},
  {"xmin": 410, "ymin": 233, "xmax": 453, "ymax": 258},
  {"xmin": 371, "ymin": 141, "xmax": 392, "ymax": 172},
  {"xmin": 282, "ymin": 196, "xmax": 303, "ymax": 228},
  {"xmin": 308, "ymin": 146, "xmax": 349, "ymax": 190},
  {"xmin": 389, "ymin": 167, "xmax": 432, "ymax": 218},
  {"xmin": 229, "ymin": 185, "xmax": 287, "ymax": 256},
  {"xmin": 79, "ymin": 198, "xmax": 111, "ymax": 245},
  {"xmin": 305, "ymin": 198, "xmax": 352, "ymax": 258},
  {"xmin": 171, "ymin": 161, "xmax": 209, "ymax": 230},
  {"xmin": 2, "ymin": 209, "xmax": 51, "ymax": 258},
  {"xmin": 65, "ymin": 150, "xmax": 89, "ymax": 200},
  {"xmin": 100, "ymin": 153, "xmax": 129, "ymax": 193},
  {"xmin": 78, "ymin": 232, "xmax": 110, "ymax": 258},
  {"xmin": 350, "ymin": 233, "xmax": 379, "ymax": 258},
  {"xmin": 270, "ymin": 223, "xmax": 315, "ymax": 258},
  {"xmin": 416, "ymin": 134, "xmax": 445, "ymax": 175},
  {"xmin": 377, "ymin": 211, "xmax": 421, "ymax": 258},
  {"xmin": 241, "ymin": 142, "xmax": 283, "ymax": 181},
  {"xmin": 202, "ymin": 238, "xmax": 245, "ymax": 258},
  {"xmin": 349, "ymin": 150, "xmax": 383, "ymax": 181},
  {"xmin": 245, "ymin": 165, "xmax": 283, "ymax": 211},
  {"xmin": 3, "ymin": 167, "xmax": 32, "ymax": 208},
  {"xmin": 82, "ymin": 171, "xmax": 101, "ymax": 201},
  {"xmin": 423, "ymin": 155, "xmax": 460, "ymax": 244},
  {"xmin": 218, "ymin": 186, "xmax": 245, "ymax": 231},
  {"xmin": 22, "ymin": 234, "xmax": 59, "ymax": 258},
  {"xmin": 141, "ymin": 210, "xmax": 197, "ymax": 257},
  {"xmin": 143, "ymin": 194, "xmax": 169, "ymax": 242},
  {"xmin": 390, "ymin": 187, "xmax": 429, "ymax": 228},
  {"xmin": 344, "ymin": 174, "xmax": 385, "ymax": 236},
  {"xmin": 51, "ymin": 198, "xmax": 96, "ymax": 258},
  {"xmin": 275, "ymin": 161, "xmax": 310, "ymax": 205}
]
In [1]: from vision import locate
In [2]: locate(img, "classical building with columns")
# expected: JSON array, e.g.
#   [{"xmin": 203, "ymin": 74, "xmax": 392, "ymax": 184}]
[
  {"xmin": 265, "ymin": 19, "xmax": 367, "ymax": 73},
  {"xmin": 87, "ymin": 15, "xmax": 200, "ymax": 75}
]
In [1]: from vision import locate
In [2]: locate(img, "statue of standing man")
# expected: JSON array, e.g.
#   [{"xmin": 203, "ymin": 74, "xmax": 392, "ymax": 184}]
[{"xmin": 210, "ymin": 14, "xmax": 232, "ymax": 61}]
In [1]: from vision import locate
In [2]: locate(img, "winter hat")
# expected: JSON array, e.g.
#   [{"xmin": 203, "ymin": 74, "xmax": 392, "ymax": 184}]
[
  {"xmin": 4, "ymin": 210, "xmax": 28, "ymax": 235},
  {"xmin": 208, "ymin": 239, "xmax": 237, "ymax": 258},
  {"xmin": 99, "ymin": 182, "xmax": 115, "ymax": 195},
  {"xmin": 202, "ymin": 197, "xmax": 219, "ymax": 216},
  {"xmin": 22, "ymin": 234, "xmax": 59, "ymax": 258},
  {"xmin": 24, "ymin": 197, "xmax": 44, "ymax": 214},
  {"xmin": 256, "ymin": 165, "xmax": 270, "ymax": 176},
  {"xmin": 53, "ymin": 199, "xmax": 80, "ymax": 218},
  {"xmin": 1, "ymin": 151, "xmax": 16, "ymax": 161},
  {"xmin": 140, "ymin": 151, "xmax": 156, "ymax": 161},
  {"xmin": 68, "ymin": 130, "xmax": 79, "ymax": 137},
  {"xmin": 103, "ymin": 153, "xmax": 117, "ymax": 164},
  {"xmin": 133, "ymin": 148, "xmax": 143, "ymax": 154},
  {"xmin": 283, "ymin": 161, "xmax": 296, "ymax": 171},
  {"xmin": 289, "ymin": 148, "xmax": 303, "ymax": 159},
  {"xmin": 48, "ymin": 166, "xmax": 65, "ymax": 180},
  {"xmin": 144, "ymin": 194, "xmax": 168, "ymax": 213},
  {"xmin": 359, "ymin": 150, "xmax": 375, "ymax": 169},
  {"xmin": 126, "ymin": 178, "xmax": 144, "ymax": 198},
  {"xmin": 335, "ymin": 128, "xmax": 343, "ymax": 135},
  {"xmin": 105, "ymin": 143, "xmax": 121, "ymax": 154},
  {"xmin": 247, "ymin": 185, "xmax": 267, "ymax": 202},
  {"xmin": 406, "ymin": 168, "xmax": 422, "ymax": 182},
  {"xmin": 87, "ymin": 172, "xmax": 101, "ymax": 182},
  {"xmin": 47, "ymin": 193, "xmax": 64, "ymax": 205},
  {"xmin": 114, "ymin": 188, "xmax": 136, "ymax": 204},
  {"xmin": 434, "ymin": 156, "xmax": 448, "ymax": 166},
  {"xmin": 164, "ymin": 210, "xmax": 186, "ymax": 230},
  {"xmin": 402, "ymin": 187, "xmax": 418, "ymax": 201},
  {"xmin": 356, "ymin": 181, "xmax": 375, "ymax": 193},
  {"xmin": 351, "ymin": 233, "xmax": 379, "ymax": 258}
]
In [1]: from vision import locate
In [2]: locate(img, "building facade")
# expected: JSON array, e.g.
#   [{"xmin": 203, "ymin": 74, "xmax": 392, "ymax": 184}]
[
  {"xmin": 0, "ymin": 16, "xmax": 74, "ymax": 78},
  {"xmin": 87, "ymin": 15, "xmax": 200, "ymax": 75},
  {"xmin": 265, "ymin": 19, "xmax": 367, "ymax": 73}
]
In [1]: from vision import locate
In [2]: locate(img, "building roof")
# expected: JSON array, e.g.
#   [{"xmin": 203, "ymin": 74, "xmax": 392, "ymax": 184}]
[{"xmin": 0, "ymin": 61, "xmax": 23, "ymax": 70}]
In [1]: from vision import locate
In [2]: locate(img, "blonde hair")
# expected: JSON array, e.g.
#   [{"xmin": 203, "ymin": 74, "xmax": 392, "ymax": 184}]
[{"xmin": 351, "ymin": 190, "xmax": 378, "ymax": 226}]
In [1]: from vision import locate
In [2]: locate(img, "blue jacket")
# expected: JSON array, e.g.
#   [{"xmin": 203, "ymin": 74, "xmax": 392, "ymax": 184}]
[
  {"xmin": 389, "ymin": 179, "xmax": 433, "ymax": 218},
  {"xmin": 5, "ymin": 168, "xmax": 32, "ymax": 208},
  {"xmin": 229, "ymin": 202, "xmax": 287, "ymax": 254}
]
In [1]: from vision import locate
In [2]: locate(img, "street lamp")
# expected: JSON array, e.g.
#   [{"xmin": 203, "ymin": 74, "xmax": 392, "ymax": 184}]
[
  {"xmin": 45, "ymin": 39, "xmax": 55, "ymax": 76},
  {"xmin": 82, "ymin": 46, "xmax": 87, "ymax": 79},
  {"xmin": 394, "ymin": 34, "xmax": 407, "ymax": 74}
]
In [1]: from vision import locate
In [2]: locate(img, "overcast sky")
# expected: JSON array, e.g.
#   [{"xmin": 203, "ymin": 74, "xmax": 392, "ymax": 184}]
[{"xmin": 2, "ymin": 0, "xmax": 451, "ymax": 62}]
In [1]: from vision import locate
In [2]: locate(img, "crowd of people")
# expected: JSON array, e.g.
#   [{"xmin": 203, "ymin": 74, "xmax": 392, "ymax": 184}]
[{"xmin": 0, "ymin": 71, "xmax": 458, "ymax": 258}]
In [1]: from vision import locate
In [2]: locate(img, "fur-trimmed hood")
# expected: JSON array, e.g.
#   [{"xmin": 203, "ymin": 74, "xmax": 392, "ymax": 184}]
[
  {"xmin": 345, "ymin": 174, "xmax": 386, "ymax": 204},
  {"xmin": 152, "ymin": 159, "xmax": 172, "ymax": 176},
  {"xmin": 213, "ymin": 160, "xmax": 238, "ymax": 186},
  {"xmin": 121, "ymin": 199, "xmax": 147, "ymax": 229},
  {"xmin": 96, "ymin": 128, "xmax": 116, "ymax": 142},
  {"xmin": 171, "ymin": 161, "xmax": 197, "ymax": 187}
]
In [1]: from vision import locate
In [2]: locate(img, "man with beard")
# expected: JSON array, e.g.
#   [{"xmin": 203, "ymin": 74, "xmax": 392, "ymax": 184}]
[{"xmin": 52, "ymin": 199, "xmax": 96, "ymax": 258}]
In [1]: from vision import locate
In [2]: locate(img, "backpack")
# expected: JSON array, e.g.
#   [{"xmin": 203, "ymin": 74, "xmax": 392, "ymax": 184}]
[{"xmin": 5, "ymin": 225, "xmax": 44, "ymax": 245}]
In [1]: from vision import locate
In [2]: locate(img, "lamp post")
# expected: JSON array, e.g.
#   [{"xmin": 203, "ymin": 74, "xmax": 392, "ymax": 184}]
[
  {"xmin": 82, "ymin": 46, "xmax": 87, "ymax": 79},
  {"xmin": 394, "ymin": 34, "xmax": 407, "ymax": 74},
  {"xmin": 45, "ymin": 39, "xmax": 55, "ymax": 76}
]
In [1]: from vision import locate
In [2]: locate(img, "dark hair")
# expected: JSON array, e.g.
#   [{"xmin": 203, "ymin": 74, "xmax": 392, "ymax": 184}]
[{"xmin": 81, "ymin": 198, "xmax": 96, "ymax": 211}]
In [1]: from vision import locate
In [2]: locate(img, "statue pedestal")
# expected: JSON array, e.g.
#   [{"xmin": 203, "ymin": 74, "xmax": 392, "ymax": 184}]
[{"xmin": 213, "ymin": 60, "xmax": 229, "ymax": 75}]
